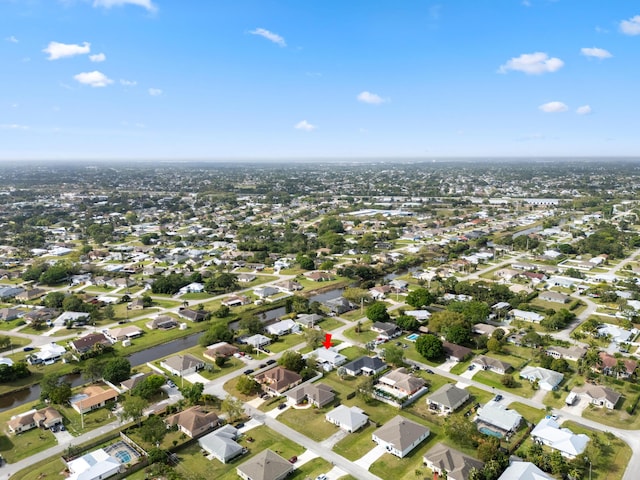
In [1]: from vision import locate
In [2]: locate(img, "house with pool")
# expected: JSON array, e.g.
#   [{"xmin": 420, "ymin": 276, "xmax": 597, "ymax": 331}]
[{"xmin": 475, "ymin": 401, "xmax": 522, "ymax": 438}]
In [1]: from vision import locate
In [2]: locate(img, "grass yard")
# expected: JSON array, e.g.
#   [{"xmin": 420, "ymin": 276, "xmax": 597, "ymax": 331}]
[
  {"xmin": 268, "ymin": 333, "xmax": 307, "ymax": 353},
  {"xmin": 56, "ymin": 401, "xmax": 117, "ymax": 435},
  {"xmin": 318, "ymin": 317, "xmax": 345, "ymax": 332},
  {"xmin": 508, "ymin": 401, "xmax": 546, "ymax": 424},
  {"xmin": 342, "ymin": 321, "xmax": 379, "ymax": 344},
  {"xmin": 10, "ymin": 456, "xmax": 66, "ymax": 480},
  {"xmin": 172, "ymin": 425, "xmax": 304, "ymax": 480},
  {"xmin": 473, "ymin": 370, "xmax": 536, "ymax": 398},
  {"xmin": 333, "ymin": 422, "xmax": 379, "ymax": 460},
  {"xmin": 0, "ymin": 426, "xmax": 57, "ymax": 463},
  {"xmin": 279, "ymin": 405, "xmax": 339, "ymax": 442}
]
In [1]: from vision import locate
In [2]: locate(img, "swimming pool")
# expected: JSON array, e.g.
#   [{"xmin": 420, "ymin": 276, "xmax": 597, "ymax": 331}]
[
  {"xmin": 115, "ymin": 450, "xmax": 131, "ymax": 463},
  {"xmin": 479, "ymin": 426, "xmax": 503, "ymax": 438},
  {"xmin": 104, "ymin": 440, "xmax": 140, "ymax": 465},
  {"xmin": 406, "ymin": 333, "xmax": 420, "ymax": 342}
]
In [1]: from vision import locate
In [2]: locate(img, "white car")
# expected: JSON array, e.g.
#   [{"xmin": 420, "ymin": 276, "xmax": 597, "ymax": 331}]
[{"xmin": 315, "ymin": 475, "xmax": 328, "ymax": 480}]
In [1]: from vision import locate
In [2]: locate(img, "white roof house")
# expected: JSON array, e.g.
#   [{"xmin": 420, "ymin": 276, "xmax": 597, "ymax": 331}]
[
  {"xmin": 198, "ymin": 425, "xmax": 243, "ymax": 464},
  {"xmin": 497, "ymin": 461, "xmax": 554, "ymax": 480},
  {"xmin": 245, "ymin": 334, "xmax": 271, "ymax": 349},
  {"xmin": 511, "ymin": 309, "xmax": 544, "ymax": 323},
  {"xmin": 66, "ymin": 448, "xmax": 121, "ymax": 480},
  {"xmin": 519, "ymin": 366, "xmax": 564, "ymax": 391},
  {"xmin": 597, "ymin": 324, "xmax": 634, "ymax": 344},
  {"xmin": 404, "ymin": 310, "xmax": 431, "ymax": 321},
  {"xmin": 265, "ymin": 319, "xmax": 299, "ymax": 336},
  {"xmin": 32, "ymin": 343, "xmax": 66, "ymax": 364},
  {"xmin": 325, "ymin": 405, "xmax": 368, "ymax": 432},
  {"xmin": 476, "ymin": 401, "xmax": 522, "ymax": 433},
  {"xmin": 178, "ymin": 282, "xmax": 205, "ymax": 295},
  {"xmin": 304, "ymin": 347, "xmax": 347, "ymax": 370},
  {"xmin": 530, "ymin": 417, "xmax": 589, "ymax": 459}
]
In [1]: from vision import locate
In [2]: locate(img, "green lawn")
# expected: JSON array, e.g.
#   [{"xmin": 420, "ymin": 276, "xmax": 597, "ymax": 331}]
[
  {"xmin": 317, "ymin": 317, "xmax": 345, "ymax": 332},
  {"xmin": 342, "ymin": 321, "xmax": 379, "ymax": 343},
  {"xmin": 279, "ymin": 405, "xmax": 338, "ymax": 442},
  {"xmin": 0, "ymin": 427, "xmax": 57, "ymax": 463},
  {"xmin": 333, "ymin": 422, "xmax": 379, "ymax": 460},
  {"xmin": 508, "ymin": 401, "xmax": 546, "ymax": 424},
  {"xmin": 268, "ymin": 333, "xmax": 306, "ymax": 353},
  {"xmin": 473, "ymin": 370, "xmax": 536, "ymax": 398}
]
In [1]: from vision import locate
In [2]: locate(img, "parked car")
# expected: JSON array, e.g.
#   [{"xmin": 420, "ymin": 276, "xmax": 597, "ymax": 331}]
[
  {"xmin": 468, "ymin": 364, "xmax": 475, "ymax": 371},
  {"xmin": 278, "ymin": 403, "xmax": 287, "ymax": 410},
  {"xmin": 259, "ymin": 363, "xmax": 266, "ymax": 368},
  {"xmin": 316, "ymin": 475, "xmax": 328, "ymax": 480},
  {"xmin": 289, "ymin": 456, "xmax": 298, "ymax": 464},
  {"xmin": 245, "ymin": 355, "xmax": 253, "ymax": 360},
  {"xmin": 60, "ymin": 424, "xmax": 65, "ymax": 431},
  {"xmin": 235, "ymin": 422, "xmax": 245, "ymax": 429},
  {"xmin": 265, "ymin": 359, "xmax": 276, "ymax": 365},
  {"xmin": 425, "ymin": 369, "xmax": 434, "ymax": 374},
  {"xmin": 23, "ymin": 347, "xmax": 34, "ymax": 352},
  {"xmin": 494, "ymin": 394, "xmax": 503, "ymax": 402},
  {"xmin": 243, "ymin": 369, "xmax": 254, "ymax": 375}
]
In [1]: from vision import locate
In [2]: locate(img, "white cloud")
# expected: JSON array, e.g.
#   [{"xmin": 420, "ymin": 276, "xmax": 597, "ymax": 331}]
[
  {"xmin": 43, "ymin": 41, "xmax": 90, "ymax": 60},
  {"xmin": 148, "ymin": 88, "xmax": 162, "ymax": 96},
  {"xmin": 620, "ymin": 15, "xmax": 640, "ymax": 35},
  {"xmin": 357, "ymin": 91, "xmax": 388, "ymax": 105},
  {"xmin": 93, "ymin": 0, "xmax": 157, "ymax": 12},
  {"xmin": 249, "ymin": 28, "xmax": 286, "ymax": 47},
  {"xmin": 538, "ymin": 101, "xmax": 568, "ymax": 113},
  {"xmin": 0, "ymin": 124, "xmax": 29, "ymax": 130},
  {"xmin": 581, "ymin": 47, "xmax": 612, "ymax": 59},
  {"xmin": 6, "ymin": 36, "xmax": 18, "ymax": 43},
  {"xmin": 89, "ymin": 53, "xmax": 106, "ymax": 62},
  {"xmin": 73, "ymin": 70, "xmax": 113, "ymax": 87},
  {"xmin": 120, "ymin": 79, "xmax": 137, "ymax": 86},
  {"xmin": 294, "ymin": 120, "xmax": 316, "ymax": 132},
  {"xmin": 498, "ymin": 52, "xmax": 564, "ymax": 74},
  {"xmin": 576, "ymin": 105, "xmax": 592, "ymax": 115}
]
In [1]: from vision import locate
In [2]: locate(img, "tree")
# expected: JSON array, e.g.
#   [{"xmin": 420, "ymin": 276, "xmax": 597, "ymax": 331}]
[
  {"xmin": 522, "ymin": 330, "xmax": 543, "ymax": 347},
  {"xmin": 62, "ymin": 295, "xmax": 85, "ymax": 312},
  {"xmin": 501, "ymin": 374, "xmax": 517, "ymax": 388},
  {"xmin": 366, "ymin": 302, "xmax": 390, "ymax": 322},
  {"xmin": 415, "ymin": 335, "xmax": 444, "ymax": 360},
  {"xmin": 447, "ymin": 301, "xmax": 491, "ymax": 324},
  {"xmin": 298, "ymin": 256, "xmax": 315, "ymax": 270},
  {"xmin": 445, "ymin": 323, "xmax": 472, "ymax": 345},
  {"xmin": 428, "ymin": 310, "xmax": 466, "ymax": 334},
  {"xmin": 40, "ymin": 373, "xmax": 63, "ymax": 401},
  {"xmin": 405, "ymin": 288, "xmax": 434, "ymax": 308},
  {"xmin": 214, "ymin": 356, "xmax": 228, "ymax": 368},
  {"xmin": 487, "ymin": 337, "xmax": 502, "ymax": 353},
  {"xmin": 237, "ymin": 375, "xmax": 261, "ymax": 395},
  {"xmin": 101, "ymin": 357, "xmax": 131, "ymax": 383},
  {"xmin": 49, "ymin": 383, "xmax": 72, "ymax": 404},
  {"xmin": 304, "ymin": 328, "xmax": 325, "ymax": 349},
  {"xmin": 356, "ymin": 375, "xmax": 375, "ymax": 404},
  {"xmin": 132, "ymin": 375, "xmax": 166, "ymax": 400},
  {"xmin": 214, "ymin": 305, "xmax": 230, "ymax": 318},
  {"xmin": 278, "ymin": 351, "xmax": 306, "ymax": 373},
  {"xmin": 181, "ymin": 382, "xmax": 204, "ymax": 405},
  {"xmin": 84, "ymin": 358, "xmax": 104, "ymax": 382},
  {"xmin": 383, "ymin": 345, "xmax": 405, "ymax": 367},
  {"xmin": 140, "ymin": 415, "xmax": 167, "ymax": 444},
  {"xmin": 342, "ymin": 287, "xmax": 372, "ymax": 306},
  {"xmin": 104, "ymin": 304, "xmax": 115, "ymax": 321},
  {"xmin": 395, "ymin": 315, "xmax": 419, "ymax": 331},
  {"xmin": 444, "ymin": 414, "xmax": 478, "ymax": 448},
  {"xmin": 477, "ymin": 436, "xmax": 500, "ymax": 462},
  {"xmin": 221, "ymin": 396, "xmax": 245, "ymax": 422},
  {"xmin": 120, "ymin": 395, "xmax": 147, "ymax": 426},
  {"xmin": 44, "ymin": 291, "xmax": 65, "ymax": 309},
  {"xmin": 239, "ymin": 317, "xmax": 263, "ymax": 335},
  {"xmin": 199, "ymin": 323, "xmax": 234, "ymax": 346}
]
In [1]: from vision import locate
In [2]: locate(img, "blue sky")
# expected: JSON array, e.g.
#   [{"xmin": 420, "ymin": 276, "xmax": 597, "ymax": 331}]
[{"xmin": 1, "ymin": 0, "xmax": 639, "ymax": 160}]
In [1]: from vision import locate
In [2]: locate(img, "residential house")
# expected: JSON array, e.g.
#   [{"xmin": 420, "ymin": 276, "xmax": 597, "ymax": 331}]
[
  {"xmin": 203, "ymin": 342, "xmax": 239, "ymax": 360},
  {"xmin": 305, "ymin": 271, "xmax": 333, "ymax": 282},
  {"xmin": 7, "ymin": 407, "xmax": 63, "ymax": 433},
  {"xmin": 598, "ymin": 352, "xmax": 637, "ymax": 379},
  {"xmin": 341, "ymin": 356, "xmax": 387, "ymax": 376},
  {"xmin": 253, "ymin": 286, "xmax": 279, "ymax": 299},
  {"xmin": 236, "ymin": 449, "xmax": 293, "ymax": 480},
  {"xmin": 146, "ymin": 315, "xmax": 178, "ymax": 330},
  {"xmin": 164, "ymin": 406, "xmax": 220, "ymax": 438},
  {"xmin": 198, "ymin": 425, "xmax": 244, "ymax": 464},
  {"xmin": 511, "ymin": 309, "xmax": 544, "ymax": 323},
  {"xmin": 404, "ymin": 310, "xmax": 431, "ymax": 322},
  {"xmin": 423, "ymin": 443, "xmax": 484, "ymax": 480},
  {"xmin": 475, "ymin": 401, "xmax": 522, "ymax": 435},
  {"xmin": 0, "ymin": 286, "xmax": 24, "ymax": 300},
  {"xmin": 472, "ymin": 355, "xmax": 513, "ymax": 375},
  {"xmin": 295, "ymin": 313, "xmax": 324, "ymax": 328},
  {"xmin": 245, "ymin": 334, "xmax": 271, "ymax": 350},
  {"xmin": 28, "ymin": 343, "xmax": 66, "ymax": 365},
  {"xmin": 325, "ymin": 405, "xmax": 368, "ymax": 432},
  {"xmin": 237, "ymin": 273, "xmax": 256, "ymax": 283},
  {"xmin": 65, "ymin": 448, "xmax": 121, "ymax": 480},
  {"xmin": 178, "ymin": 282, "xmax": 205, "ymax": 295},
  {"xmin": 71, "ymin": 385, "xmax": 119, "ymax": 414},
  {"xmin": 530, "ymin": 417, "xmax": 589, "ymax": 459},
  {"xmin": 371, "ymin": 321, "xmax": 401, "ymax": 340},
  {"xmin": 161, "ymin": 354, "xmax": 205, "ymax": 377},
  {"xmin": 597, "ymin": 324, "xmax": 634, "ymax": 344},
  {"xmin": 389, "ymin": 279, "xmax": 409, "ymax": 291},
  {"xmin": 129, "ymin": 299, "xmax": 145, "ymax": 310},
  {"xmin": 519, "ymin": 366, "xmax": 564, "ymax": 391},
  {"xmin": 178, "ymin": 308, "xmax": 207, "ymax": 322},
  {"xmin": 376, "ymin": 368, "xmax": 427, "ymax": 404},
  {"xmin": 305, "ymin": 347, "xmax": 347, "ymax": 371},
  {"xmin": 426, "ymin": 384, "xmax": 470, "ymax": 414},
  {"xmin": 369, "ymin": 285, "xmax": 392, "ymax": 300},
  {"xmin": 442, "ymin": 341, "xmax": 473, "ymax": 362},
  {"xmin": 545, "ymin": 345, "xmax": 587, "ymax": 361},
  {"xmin": 497, "ymin": 461, "xmax": 554, "ymax": 480},
  {"xmin": 571, "ymin": 384, "xmax": 621, "ymax": 410},
  {"xmin": 120, "ymin": 372, "xmax": 152, "ymax": 392},
  {"xmin": 539, "ymin": 291, "xmax": 570, "ymax": 304},
  {"xmin": 104, "ymin": 325, "xmax": 143, "ymax": 343},
  {"xmin": 0, "ymin": 308, "xmax": 22, "ymax": 321},
  {"xmin": 15, "ymin": 288, "xmax": 46, "ymax": 302},
  {"xmin": 286, "ymin": 382, "xmax": 335, "ymax": 407},
  {"xmin": 54, "ymin": 311, "xmax": 90, "ymax": 327},
  {"xmin": 472, "ymin": 323, "xmax": 498, "ymax": 336},
  {"xmin": 273, "ymin": 280, "xmax": 303, "ymax": 293},
  {"xmin": 372, "ymin": 415, "xmax": 430, "ymax": 458},
  {"xmin": 221, "ymin": 294, "xmax": 250, "ymax": 307},
  {"xmin": 254, "ymin": 366, "xmax": 302, "ymax": 395},
  {"xmin": 265, "ymin": 319, "xmax": 299, "ymax": 336},
  {"xmin": 324, "ymin": 297, "xmax": 354, "ymax": 315},
  {"xmin": 70, "ymin": 333, "xmax": 111, "ymax": 354}
]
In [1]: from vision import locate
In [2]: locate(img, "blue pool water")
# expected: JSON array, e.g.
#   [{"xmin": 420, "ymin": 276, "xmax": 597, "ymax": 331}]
[
  {"xmin": 115, "ymin": 451, "xmax": 131, "ymax": 463},
  {"xmin": 479, "ymin": 426, "xmax": 503, "ymax": 438},
  {"xmin": 406, "ymin": 333, "xmax": 420, "ymax": 342}
]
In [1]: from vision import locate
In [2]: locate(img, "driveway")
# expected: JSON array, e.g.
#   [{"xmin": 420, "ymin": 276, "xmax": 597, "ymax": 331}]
[
  {"xmin": 460, "ymin": 367, "xmax": 478, "ymax": 379},
  {"xmin": 438, "ymin": 358, "xmax": 459, "ymax": 372},
  {"xmin": 561, "ymin": 394, "xmax": 590, "ymax": 417},
  {"xmin": 183, "ymin": 372, "xmax": 210, "ymax": 385},
  {"xmin": 354, "ymin": 444, "xmax": 386, "ymax": 470},
  {"xmin": 52, "ymin": 429, "xmax": 73, "ymax": 444},
  {"xmin": 294, "ymin": 449, "xmax": 319, "ymax": 468}
]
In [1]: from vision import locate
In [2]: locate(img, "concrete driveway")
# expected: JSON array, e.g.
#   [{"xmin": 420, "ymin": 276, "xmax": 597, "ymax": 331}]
[
  {"xmin": 460, "ymin": 367, "xmax": 478, "ymax": 379},
  {"xmin": 183, "ymin": 372, "xmax": 210, "ymax": 385},
  {"xmin": 52, "ymin": 428, "xmax": 73, "ymax": 444},
  {"xmin": 354, "ymin": 444, "xmax": 386, "ymax": 470}
]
